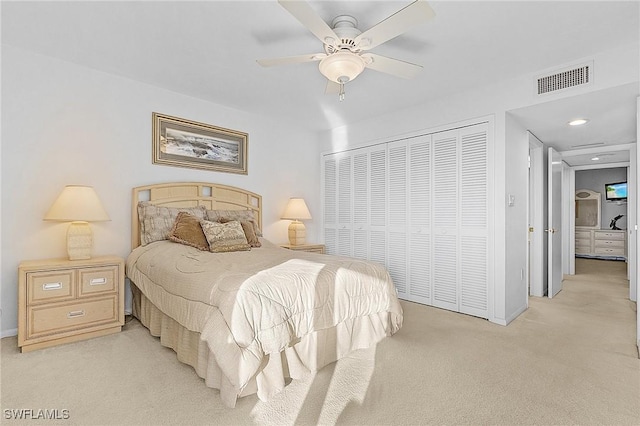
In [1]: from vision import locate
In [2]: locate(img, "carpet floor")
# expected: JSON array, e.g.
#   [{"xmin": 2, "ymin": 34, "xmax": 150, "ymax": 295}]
[{"xmin": 1, "ymin": 258, "xmax": 638, "ymax": 425}]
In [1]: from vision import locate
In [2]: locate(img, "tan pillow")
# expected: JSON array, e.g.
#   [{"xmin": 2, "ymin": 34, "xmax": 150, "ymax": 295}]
[
  {"xmin": 138, "ymin": 202, "xmax": 207, "ymax": 246},
  {"xmin": 168, "ymin": 212, "xmax": 209, "ymax": 251},
  {"xmin": 206, "ymin": 209, "xmax": 262, "ymax": 237},
  {"xmin": 220, "ymin": 218, "xmax": 261, "ymax": 248},
  {"xmin": 200, "ymin": 220, "xmax": 251, "ymax": 253}
]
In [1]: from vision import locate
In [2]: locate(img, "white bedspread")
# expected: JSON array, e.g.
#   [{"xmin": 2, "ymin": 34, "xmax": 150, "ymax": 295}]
[{"xmin": 126, "ymin": 239, "xmax": 403, "ymax": 400}]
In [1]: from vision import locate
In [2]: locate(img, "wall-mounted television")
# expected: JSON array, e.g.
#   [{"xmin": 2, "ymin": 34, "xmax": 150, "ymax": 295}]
[{"xmin": 605, "ymin": 181, "xmax": 627, "ymax": 201}]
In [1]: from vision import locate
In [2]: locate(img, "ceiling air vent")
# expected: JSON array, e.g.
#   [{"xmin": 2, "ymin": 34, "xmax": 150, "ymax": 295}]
[{"xmin": 535, "ymin": 62, "xmax": 592, "ymax": 95}]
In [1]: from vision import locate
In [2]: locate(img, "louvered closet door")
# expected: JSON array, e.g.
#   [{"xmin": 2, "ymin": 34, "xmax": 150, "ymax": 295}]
[
  {"xmin": 369, "ymin": 147, "xmax": 387, "ymax": 268},
  {"xmin": 337, "ymin": 155, "xmax": 353, "ymax": 257},
  {"xmin": 352, "ymin": 151, "xmax": 369, "ymax": 260},
  {"xmin": 322, "ymin": 155, "xmax": 338, "ymax": 255},
  {"xmin": 459, "ymin": 124, "xmax": 488, "ymax": 318},
  {"xmin": 431, "ymin": 130, "xmax": 460, "ymax": 312},
  {"xmin": 407, "ymin": 135, "xmax": 432, "ymax": 305},
  {"xmin": 388, "ymin": 141, "xmax": 408, "ymax": 297}
]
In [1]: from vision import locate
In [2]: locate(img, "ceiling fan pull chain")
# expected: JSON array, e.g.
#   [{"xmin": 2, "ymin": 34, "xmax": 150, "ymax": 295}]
[{"xmin": 339, "ymin": 82, "xmax": 345, "ymax": 101}]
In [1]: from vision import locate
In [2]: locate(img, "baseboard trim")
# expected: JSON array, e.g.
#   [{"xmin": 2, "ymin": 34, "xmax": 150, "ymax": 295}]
[
  {"xmin": 1, "ymin": 328, "xmax": 18, "ymax": 338},
  {"xmin": 504, "ymin": 304, "xmax": 528, "ymax": 325}
]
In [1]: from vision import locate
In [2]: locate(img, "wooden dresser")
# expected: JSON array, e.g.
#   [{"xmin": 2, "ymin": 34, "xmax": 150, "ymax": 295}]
[
  {"xmin": 575, "ymin": 229, "xmax": 626, "ymax": 259},
  {"xmin": 18, "ymin": 255, "xmax": 125, "ymax": 352}
]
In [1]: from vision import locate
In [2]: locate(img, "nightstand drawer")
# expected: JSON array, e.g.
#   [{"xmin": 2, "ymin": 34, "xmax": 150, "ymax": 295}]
[
  {"xmin": 28, "ymin": 296, "xmax": 118, "ymax": 337},
  {"xmin": 79, "ymin": 266, "xmax": 117, "ymax": 297},
  {"xmin": 27, "ymin": 270, "xmax": 75, "ymax": 304}
]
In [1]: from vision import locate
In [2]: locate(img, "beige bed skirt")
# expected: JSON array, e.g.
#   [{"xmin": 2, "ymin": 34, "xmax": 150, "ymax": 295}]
[{"xmin": 131, "ymin": 284, "xmax": 395, "ymax": 407}]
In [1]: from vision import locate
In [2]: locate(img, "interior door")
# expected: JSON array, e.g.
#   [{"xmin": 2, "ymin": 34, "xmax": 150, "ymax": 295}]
[{"xmin": 547, "ymin": 147, "xmax": 563, "ymax": 298}]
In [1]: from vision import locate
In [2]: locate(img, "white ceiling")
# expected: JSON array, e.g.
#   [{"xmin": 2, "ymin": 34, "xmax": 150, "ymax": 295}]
[{"xmin": 2, "ymin": 1, "xmax": 638, "ymax": 166}]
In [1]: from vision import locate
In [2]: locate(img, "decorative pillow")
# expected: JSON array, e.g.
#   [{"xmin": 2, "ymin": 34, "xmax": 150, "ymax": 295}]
[
  {"xmin": 138, "ymin": 202, "xmax": 207, "ymax": 246},
  {"xmin": 200, "ymin": 220, "xmax": 251, "ymax": 253},
  {"xmin": 168, "ymin": 212, "xmax": 209, "ymax": 251},
  {"xmin": 220, "ymin": 218, "xmax": 261, "ymax": 248},
  {"xmin": 206, "ymin": 209, "xmax": 262, "ymax": 236}
]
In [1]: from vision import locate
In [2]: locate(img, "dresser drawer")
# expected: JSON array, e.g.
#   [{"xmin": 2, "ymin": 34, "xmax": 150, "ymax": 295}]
[
  {"xmin": 27, "ymin": 270, "xmax": 75, "ymax": 304},
  {"xmin": 28, "ymin": 296, "xmax": 118, "ymax": 338},
  {"xmin": 594, "ymin": 247, "xmax": 625, "ymax": 256},
  {"xmin": 79, "ymin": 266, "xmax": 117, "ymax": 297},
  {"xmin": 594, "ymin": 239, "xmax": 624, "ymax": 248},
  {"xmin": 575, "ymin": 231, "xmax": 591, "ymax": 239},
  {"xmin": 594, "ymin": 232, "xmax": 625, "ymax": 241}
]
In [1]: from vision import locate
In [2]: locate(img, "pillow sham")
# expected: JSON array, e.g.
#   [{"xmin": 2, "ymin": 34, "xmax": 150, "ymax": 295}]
[
  {"xmin": 220, "ymin": 218, "xmax": 261, "ymax": 248},
  {"xmin": 206, "ymin": 209, "xmax": 262, "ymax": 237},
  {"xmin": 138, "ymin": 202, "xmax": 207, "ymax": 246},
  {"xmin": 200, "ymin": 220, "xmax": 251, "ymax": 253},
  {"xmin": 168, "ymin": 212, "xmax": 209, "ymax": 251}
]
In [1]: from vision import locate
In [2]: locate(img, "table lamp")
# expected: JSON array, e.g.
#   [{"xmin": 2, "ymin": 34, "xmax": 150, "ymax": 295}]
[
  {"xmin": 281, "ymin": 197, "xmax": 312, "ymax": 245},
  {"xmin": 44, "ymin": 185, "xmax": 111, "ymax": 260}
]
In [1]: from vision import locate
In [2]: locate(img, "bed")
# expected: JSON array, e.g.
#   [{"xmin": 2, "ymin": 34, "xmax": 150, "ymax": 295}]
[{"xmin": 126, "ymin": 182, "xmax": 403, "ymax": 407}]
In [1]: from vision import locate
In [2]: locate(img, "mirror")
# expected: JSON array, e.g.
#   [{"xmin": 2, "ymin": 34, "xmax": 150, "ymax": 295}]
[{"xmin": 575, "ymin": 190, "xmax": 601, "ymax": 229}]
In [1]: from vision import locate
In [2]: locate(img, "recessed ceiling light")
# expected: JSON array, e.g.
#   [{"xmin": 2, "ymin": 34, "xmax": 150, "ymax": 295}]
[
  {"xmin": 569, "ymin": 118, "xmax": 589, "ymax": 126},
  {"xmin": 591, "ymin": 156, "xmax": 600, "ymax": 161}
]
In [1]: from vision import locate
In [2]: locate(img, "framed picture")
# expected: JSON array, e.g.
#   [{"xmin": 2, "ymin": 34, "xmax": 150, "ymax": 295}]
[{"xmin": 152, "ymin": 112, "xmax": 248, "ymax": 175}]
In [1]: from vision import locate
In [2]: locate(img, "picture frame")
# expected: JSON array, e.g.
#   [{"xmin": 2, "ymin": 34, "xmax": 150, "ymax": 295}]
[{"xmin": 152, "ymin": 112, "xmax": 248, "ymax": 175}]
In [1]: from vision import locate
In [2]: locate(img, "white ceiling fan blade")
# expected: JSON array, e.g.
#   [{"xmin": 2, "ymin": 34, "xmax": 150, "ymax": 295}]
[
  {"xmin": 257, "ymin": 53, "xmax": 326, "ymax": 67},
  {"xmin": 325, "ymin": 80, "xmax": 341, "ymax": 94},
  {"xmin": 362, "ymin": 53, "xmax": 423, "ymax": 79},
  {"xmin": 354, "ymin": 0, "xmax": 435, "ymax": 51},
  {"xmin": 278, "ymin": 0, "xmax": 340, "ymax": 47}
]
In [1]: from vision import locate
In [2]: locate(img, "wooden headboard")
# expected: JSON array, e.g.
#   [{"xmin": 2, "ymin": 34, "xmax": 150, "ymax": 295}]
[{"xmin": 131, "ymin": 182, "xmax": 262, "ymax": 250}]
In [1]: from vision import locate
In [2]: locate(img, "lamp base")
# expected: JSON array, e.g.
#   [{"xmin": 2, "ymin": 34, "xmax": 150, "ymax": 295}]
[
  {"xmin": 288, "ymin": 220, "xmax": 306, "ymax": 245},
  {"xmin": 67, "ymin": 221, "xmax": 93, "ymax": 260}
]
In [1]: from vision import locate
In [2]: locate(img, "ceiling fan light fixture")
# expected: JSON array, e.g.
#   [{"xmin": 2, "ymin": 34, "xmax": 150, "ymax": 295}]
[{"xmin": 318, "ymin": 51, "xmax": 365, "ymax": 84}]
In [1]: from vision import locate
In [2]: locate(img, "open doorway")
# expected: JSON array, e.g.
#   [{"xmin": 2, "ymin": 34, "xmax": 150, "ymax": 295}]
[{"xmin": 574, "ymin": 167, "xmax": 629, "ymax": 277}]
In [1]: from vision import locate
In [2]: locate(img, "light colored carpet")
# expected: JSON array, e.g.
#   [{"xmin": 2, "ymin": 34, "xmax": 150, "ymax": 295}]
[{"xmin": 1, "ymin": 258, "xmax": 638, "ymax": 425}]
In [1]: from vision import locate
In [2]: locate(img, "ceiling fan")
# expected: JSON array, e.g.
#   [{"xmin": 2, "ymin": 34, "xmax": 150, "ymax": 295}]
[{"xmin": 257, "ymin": 0, "xmax": 435, "ymax": 101}]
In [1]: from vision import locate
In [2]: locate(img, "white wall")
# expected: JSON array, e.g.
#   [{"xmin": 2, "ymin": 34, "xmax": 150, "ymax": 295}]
[
  {"xmin": 1, "ymin": 45, "xmax": 322, "ymax": 335},
  {"xmin": 504, "ymin": 114, "xmax": 529, "ymax": 321},
  {"xmin": 319, "ymin": 42, "xmax": 639, "ymax": 325}
]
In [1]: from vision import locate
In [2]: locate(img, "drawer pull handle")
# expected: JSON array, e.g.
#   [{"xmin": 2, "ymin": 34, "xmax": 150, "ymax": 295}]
[
  {"xmin": 90, "ymin": 277, "xmax": 107, "ymax": 285},
  {"xmin": 67, "ymin": 310, "xmax": 85, "ymax": 319},
  {"xmin": 42, "ymin": 282, "xmax": 63, "ymax": 291}
]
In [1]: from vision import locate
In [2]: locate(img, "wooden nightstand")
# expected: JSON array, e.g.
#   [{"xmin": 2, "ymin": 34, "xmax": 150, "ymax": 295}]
[
  {"xmin": 18, "ymin": 255, "xmax": 125, "ymax": 352},
  {"xmin": 280, "ymin": 243, "xmax": 325, "ymax": 254}
]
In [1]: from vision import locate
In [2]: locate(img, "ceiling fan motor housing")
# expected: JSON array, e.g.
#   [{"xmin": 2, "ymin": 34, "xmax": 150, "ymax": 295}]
[{"xmin": 325, "ymin": 15, "xmax": 362, "ymax": 53}]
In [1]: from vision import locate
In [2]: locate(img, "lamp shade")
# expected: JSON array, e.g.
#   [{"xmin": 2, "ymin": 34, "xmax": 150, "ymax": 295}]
[
  {"xmin": 281, "ymin": 198, "xmax": 312, "ymax": 221},
  {"xmin": 44, "ymin": 185, "xmax": 110, "ymax": 222},
  {"xmin": 318, "ymin": 51, "xmax": 365, "ymax": 84}
]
